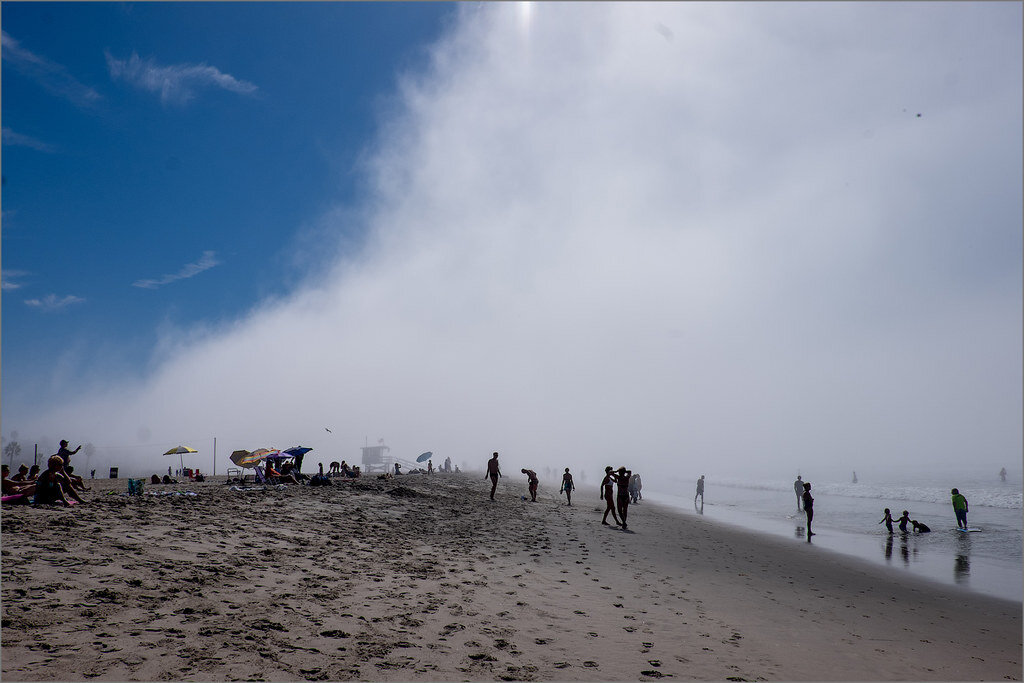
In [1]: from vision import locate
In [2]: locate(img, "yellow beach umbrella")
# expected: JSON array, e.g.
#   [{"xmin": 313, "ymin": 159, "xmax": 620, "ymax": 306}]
[{"xmin": 163, "ymin": 445, "xmax": 198, "ymax": 471}]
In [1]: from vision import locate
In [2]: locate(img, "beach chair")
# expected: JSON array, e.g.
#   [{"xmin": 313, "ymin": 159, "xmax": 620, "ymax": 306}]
[{"xmin": 254, "ymin": 465, "xmax": 268, "ymax": 486}]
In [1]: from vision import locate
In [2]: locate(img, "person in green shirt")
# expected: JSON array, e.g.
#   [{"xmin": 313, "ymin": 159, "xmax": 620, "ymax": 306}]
[{"xmin": 951, "ymin": 488, "xmax": 969, "ymax": 529}]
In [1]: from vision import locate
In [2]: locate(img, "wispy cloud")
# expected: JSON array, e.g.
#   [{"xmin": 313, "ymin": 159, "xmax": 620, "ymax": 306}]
[
  {"xmin": 2, "ymin": 270, "xmax": 29, "ymax": 291},
  {"xmin": 1, "ymin": 31, "xmax": 102, "ymax": 108},
  {"xmin": 2, "ymin": 127, "xmax": 56, "ymax": 153},
  {"xmin": 132, "ymin": 251, "xmax": 220, "ymax": 289},
  {"xmin": 105, "ymin": 51, "xmax": 258, "ymax": 106},
  {"xmin": 24, "ymin": 294, "xmax": 85, "ymax": 311}
]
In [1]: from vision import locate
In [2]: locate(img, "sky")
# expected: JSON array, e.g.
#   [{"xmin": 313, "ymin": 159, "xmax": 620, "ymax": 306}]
[{"xmin": 2, "ymin": 2, "xmax": 1021, "ymax": 486}]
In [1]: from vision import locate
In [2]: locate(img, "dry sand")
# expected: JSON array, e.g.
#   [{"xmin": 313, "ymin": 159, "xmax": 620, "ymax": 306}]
[{"xmin": 1, "ymin": 472, "xmax": 1020, "ymax": 681}]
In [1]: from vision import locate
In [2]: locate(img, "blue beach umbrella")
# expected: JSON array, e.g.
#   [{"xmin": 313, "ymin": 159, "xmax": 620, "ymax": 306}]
[{"xmin": 416, "ymin": 451, "xmax": 433, "ymax": 463}]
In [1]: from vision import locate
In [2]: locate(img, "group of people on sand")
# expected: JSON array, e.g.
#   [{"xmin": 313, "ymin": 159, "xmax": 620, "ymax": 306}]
[
  {"xmin": 2, "ymin": 440, "xmax": 91, "ymax": 507},
  {"xmin": 485, "ymin": 453, "xmax": 641, "ymax": 529}
]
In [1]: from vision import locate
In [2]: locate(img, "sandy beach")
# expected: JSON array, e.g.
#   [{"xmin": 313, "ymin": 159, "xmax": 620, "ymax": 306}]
[{"xmin": 2, "ymin": 472, "xmax": 1020, "ymax": 681}]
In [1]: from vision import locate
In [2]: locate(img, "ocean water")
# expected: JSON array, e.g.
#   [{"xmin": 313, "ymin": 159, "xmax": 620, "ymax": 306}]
[{"xmin": 644, "ymin": 475, "xmax": 1022, "ymax": 603}]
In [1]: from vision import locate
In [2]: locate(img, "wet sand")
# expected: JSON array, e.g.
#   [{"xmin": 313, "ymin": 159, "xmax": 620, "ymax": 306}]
[{"xmin": 1, "ymin": 473, "xmax": 1020, "ymax": 681}]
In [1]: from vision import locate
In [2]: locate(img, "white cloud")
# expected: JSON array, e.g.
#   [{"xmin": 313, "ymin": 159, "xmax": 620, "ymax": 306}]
[
  {"xmin": 24, "ymin": 294, "xmax": 86, "ymax": 311},
  {"xmin": 2, "ymin": 269, "xmax": 29, "ymax": 291},
  {"xmin": 132, "ymin": 251, "xmax": 221, "ymax": 289},
  {"xmin": 11, "ymin": 4, "xmax": 1022, "ymax": 482},
  {"xmin": 105, "ymin": 51, "xmax": 258, "ymax": 105},
  {"xmin": 2, "ymin": 127, "xmax": 56, "ymax": 153},
  {"xmin": 1, "ymin": 31, "xmax": 102, "ymax": 107}
]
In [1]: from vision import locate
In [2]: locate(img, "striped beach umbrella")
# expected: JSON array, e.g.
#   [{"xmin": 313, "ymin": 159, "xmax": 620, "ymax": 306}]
[{"xmin": 229, "ymin": 449, "xmax": 264, "ymax": 469}]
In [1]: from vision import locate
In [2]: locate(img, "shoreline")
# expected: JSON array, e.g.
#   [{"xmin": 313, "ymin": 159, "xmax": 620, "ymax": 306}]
[{"xmin": 2, "ymin": 473, "xmax": 1020, "ymax": 680}]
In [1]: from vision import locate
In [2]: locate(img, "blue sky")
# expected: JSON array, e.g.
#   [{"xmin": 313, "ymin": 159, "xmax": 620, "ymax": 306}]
[
  {"xmin": 3, "ymin": 2, "xmax": 453, "ymax": 412},
  {"xmin": 2, "ymin": 3, "xmax": 1020, "ymax": 481}
]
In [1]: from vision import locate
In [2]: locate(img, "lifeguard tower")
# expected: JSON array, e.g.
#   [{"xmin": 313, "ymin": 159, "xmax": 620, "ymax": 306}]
[{"xmin": 360, "ymin": 440, "xmax": 390, "ymax": 473}]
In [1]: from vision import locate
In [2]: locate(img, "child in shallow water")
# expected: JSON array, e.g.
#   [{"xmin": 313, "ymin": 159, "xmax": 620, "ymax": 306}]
[
  {"xmin": 879, "ymin": 508, "xmax": 894, "ymax": 534},
  {"xmin": 896, "ymin": 510, "xmax": 911, "ymax": 532}
]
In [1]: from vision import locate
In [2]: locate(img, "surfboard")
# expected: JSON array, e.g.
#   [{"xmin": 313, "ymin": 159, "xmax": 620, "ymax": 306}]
[{"xmin": 955, "ymin": 527, "xmax": 982, "ymax": 532}]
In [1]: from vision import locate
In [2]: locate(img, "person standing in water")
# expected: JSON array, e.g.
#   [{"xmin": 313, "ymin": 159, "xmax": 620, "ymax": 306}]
[
  {"xmin": 695, "ymin": 475, "xmax": 705, "ymax": 505},
  {"xmin": 485, "ymin": 452, "xmax": 502, "ymax": 500},
  {"xmin": 600, "ymin": 466, "xmax": 621, "ymax": 526},
  {"xmin": 802, "ymin": 482, "xmax": 814, "ymax": 538},
  {"xmin": 793, "ymin": 475, "xmax": 804, "ymax": 511},
  {"xmin": 951, "ymin": 488, "xmax": 969, "ymax": 529},
  {"xmin": 561, "ymin": 468, "xmax": 575, "ymax": 506},
  {"xmin": 999, "ymin": 467, "xmax": 1007, "ymax": 483},
  {"xmin": 879, "ymin": 508, "xmax": 894, "ymax": 534},
  {"xmin": 896, "ymin": 510, "xmax": 911, "ymax": 533}
]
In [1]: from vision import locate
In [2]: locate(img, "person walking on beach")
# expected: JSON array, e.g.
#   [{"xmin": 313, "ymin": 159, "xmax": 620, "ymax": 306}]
[
  {"xmin": 695, "ymin": 475, "xmax": 705, "ymax": 505},
  {"xmin": 879, "ymin": 508, "xmax": 895, "ymax": 534},
  {"xmin": 522, "ymin": 468, "xmax": 539, "ymax": 502},
  {"xmin": 951, "ymin": 488, "xmax": 969, "ymax": 529},
  {"xmin": 561, "ymin": 468, "xmax": 575, "ymax": 506},
  {"xmin": 629, "ymin": 473, "xmax": 642, "ymax": 503},
  {"xmin": 793, "ymin": 475, "xmax": 804, "ymax": 511},
  {"xmin": 999, "ymin": 467, "xmax": 1007, "ymax": 482},
  {"xmin": 486, "ymin": 452, "xmax": 502, "ymax": 500},
  {"xmin": 614, "ymin": 467, "xmax": 632, "ymax": 530},
  {"xmin": 601, "ymin": 466, "xmax": 621, "ymax": 526},
  {"xmin": 802, "ymin": 482, "xmax": 814, "ymax": 538},
  {"xmin": 896, "ymin": 510, "xmax": 911, "ymax": 533}
]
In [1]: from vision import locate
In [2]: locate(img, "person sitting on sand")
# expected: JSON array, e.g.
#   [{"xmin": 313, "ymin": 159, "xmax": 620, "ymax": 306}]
[
  {"xmin": 601, "ymin": 467, "xmax": 621, "ymax": 526},
  {"xmin": 911, "ymin": 520, "xmax": 931, "ymax": 533},
  {"xmin": 614, "ymin": 467, "xmax": 632, "ymax": 529},
  {"xmin": 63, "ymin": 465, "xmax": 91, "ymax": 491},
  {"xmin": 340, "ymin": 460, "xmax": 351, "ymax": 477},
  {"xmin": 561, "ymin": 468, "xmax": 575, "ymax": 506},
  {"xmin": 33, "ymin": 455, "xmax": 84, "ymax": 506},
  {"xmin": 879, "ymin": 508, "xmax": 894, "ymax": 534},
  {"xmin": 521, "ymin": 468, "xmax": 539, "ymax": 502},
  {"xmin": 802, "ymin": 482, "xmax": 814, "ymax": 538},
  {"xmin": 11, "ymin": 464, "xmax": 29, "ymax": 482},
  {"xmin": 162, "ymin": 475, "xmax": 176, "ymax": 484},
  {"xmin": 28, "ymin": 464, "xmax": 40, "ymax": 481},
  {"xmin": 897, "ymin": 510, "xmax": 911, "ymax": 533},
  {"xmin": 151, "ymin": 474, "xmax": 161, "ymax": 485},
  {"xmin": 486, "ymin": 452, "xmax": 502, "ymax": 500},
  {"xmin": 394, "ymin": 462, "xmax": 402, "ymax": 475},
  {"xmin": 3, "ymin": 464, "xmax": 36, "ymax": 497},
  {"xmin": 265, "ymin": 462, "xmax": 300, "ymax": 485}
]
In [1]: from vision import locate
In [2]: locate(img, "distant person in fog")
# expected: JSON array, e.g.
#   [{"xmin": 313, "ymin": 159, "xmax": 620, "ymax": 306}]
[
  {"xmin": 485, "ymin": 452, "xmax": 502, "ymax": 500},
  {"xmin": 561, "ymin": 468, "xmax": 575, "ymax": 506},
  {"xmin": 999, "ymin": 467, "xmax": 1007, "ymax": 483},
  {"xmin": 695, "ymin": 475, "xmax": 705, "ymax": 505},
  {"xmin": 794, "ymin": 475, "xmax": 804, "ymax": 510}
]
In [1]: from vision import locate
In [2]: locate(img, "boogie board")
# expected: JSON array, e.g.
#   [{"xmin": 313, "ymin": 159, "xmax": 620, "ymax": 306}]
[{"xmin": 955, "ymin": 527, "xmax": 982, "ymax": 532}]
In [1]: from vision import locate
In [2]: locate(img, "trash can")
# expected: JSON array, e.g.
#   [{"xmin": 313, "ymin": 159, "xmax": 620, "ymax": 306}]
[{"xmin": 109, "ymin": 467, "xmax": 119, "ymax": 479}]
